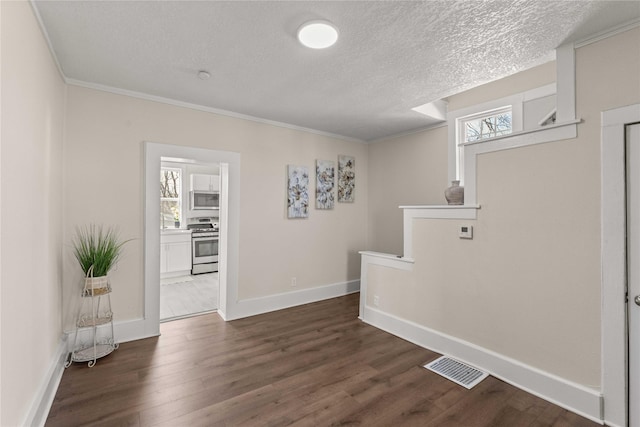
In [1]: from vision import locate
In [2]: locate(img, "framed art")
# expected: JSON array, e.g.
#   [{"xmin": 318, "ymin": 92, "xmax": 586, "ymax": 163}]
[
  {"xmin": 338, "ymin": 155, "xmax": 355, "ymax": 203},
  {"xmin": 287, "ymin": 165, "xmax": 309, "ymax": 218},
  {"xmin": 316, "ymin": 159, "xmax": 335, "ymax": 209}
]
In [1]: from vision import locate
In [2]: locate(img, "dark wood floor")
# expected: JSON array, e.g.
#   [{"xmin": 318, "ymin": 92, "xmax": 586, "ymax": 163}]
[{"xmin": 47, "ymin": 293, "xmax": 599, "ymax": 426}]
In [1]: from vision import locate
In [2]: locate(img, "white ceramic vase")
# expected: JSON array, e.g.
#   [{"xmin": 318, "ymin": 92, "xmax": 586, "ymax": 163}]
[{"xmin": 445, "ymin": 180, "xmax": 464, "ymax": 205}]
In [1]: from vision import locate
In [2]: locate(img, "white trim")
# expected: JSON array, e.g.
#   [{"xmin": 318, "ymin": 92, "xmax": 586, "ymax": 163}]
[
  {"xmin": 459, "ymin": 105, "xmax": 514, "ymax": 140},
  {"xmin": 448, "ymin": 93, "xmax": 524, "ymax": 183},
  {"xmin": 400, "ymin": 205, "xmax": 480, "ymax": 258},
  {"xmin": 447, "ymin": 83, "xmax": 557, "ymax": 185},
  {"xmin": 447, "ymin": 95, "xmax": 525, "ymax": 126},
  {"xmin": 22, "ymin": 335, "xmax": 68, "ymax": 427},
  {"xmin": 523, "ymin": 83, "xmax": 557, "ymax": 102},
  {"xmin": 358, "ymin": 251, "xmax": 415, "ymax": 265},
  {"xmin": 367, "ymin": 121, "xmax": 447, "ymax": 145},
  {"xmin": 145, "ymin": 142, "xmax": 354, "ymax": 325},
  {"xmin": 378, "ymin": 81, "xmax": 555, "ymax": 149},
  {"xmin": 28, "ymin": 1, "xmax": 66, "ymax": 82},
  {"xmin": 448, "ymin": 42, "xmax": 576, "ymax": 187},
  {"xmin": 463, "ymin": 121, "xmax": 579, "ymax": 206},
  {"xmin": 399, "ymin": 204, "xmax": 481, "ymax": 210},
  {"xmin": 226, "ymin": 280, "xmax": 360, "ymax": 321},
  {"xmin": 538, "ymin": 107, "xmax": 557, "ymax": 127},
  {"xmin": 601, "ymin": 103, "xmax": 640, "ymax": 427},
  {"xmin": 459, "ymin": 119, "xmax": 580, "ymax": 148},
  {"xmin": 113, "ymin": 317, "xmax": 157, "ymax": 344},
  {"xmin": 359, "ymin": 252, "xmax": 414, "ymax": 319},
  {"xmin": 67, "ymin": 79, "xmax": 364, "ymax": 144},
  {"xmin": 144, "ymin": 142, "xmax": 241, "ymax": 334},
  {"xmin": 556, "ymin": 44, "xmax": 576, "ymax": 123},
  {"xmin": 217, "ymin": 163, "xmax": 230, "ymax": 319},
  {"xmin": 361, "ymin": 305, "xmax": 604, "ymax": 424},
  {"xmin": 62, "ymin": 317, "xmax": 157, "ymax": 351},
  {"xmin": 575, "ymin": 18, "xmax": 640, "ymax": 49}
]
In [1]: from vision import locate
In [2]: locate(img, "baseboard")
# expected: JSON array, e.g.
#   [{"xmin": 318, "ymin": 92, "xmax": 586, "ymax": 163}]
[
  {"xmin": 362, "ymin": 305, "xmax": 604, "ymax": 425},
  {"xmin": 226, "ymin": 279, "xmax": 360, "ymax": 320},
  {"xmin": 113, "ymin": 317, "xmax": 160, "ymax": 343},
  {"xmin": 49, "ymin": 280, "xmax": 358, "ymax": 423},
  {"xmin": 216, "ymin": 307, "xmax": 228, "ymax": 321},
  {"xmin": 22, "ymin": 335, "xmax": 69, "ymax": 427},
  {"xmin": 64, "ymin": 281, "xmax": 360, "ymax": 343}
]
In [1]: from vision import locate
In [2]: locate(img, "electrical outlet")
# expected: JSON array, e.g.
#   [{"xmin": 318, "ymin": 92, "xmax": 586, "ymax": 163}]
[
  {"xmin": 291, "ymin": 277, "xmax": 297, "ymax": 287},
  {"xmin": 373, "ymin": 295, "xmax": 380, "ymax": 306}
]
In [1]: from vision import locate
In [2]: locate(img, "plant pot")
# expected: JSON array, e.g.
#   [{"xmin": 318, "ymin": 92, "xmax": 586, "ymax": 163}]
[
  {"xmin": 83, "ymin": 275, "xmax": 110, "ymax": 296},
  {"xmin": 445, "ymin": 180, "xmax": 464, "ymax": 205},
  {"xmin": 174, "ymin": 221, "xmax": 180, "ymax": 228}
]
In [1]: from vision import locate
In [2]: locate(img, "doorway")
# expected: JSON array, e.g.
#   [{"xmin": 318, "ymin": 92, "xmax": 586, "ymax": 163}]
[
  {"xmin": 627, "ymin": 122, "xmax": 640, "ymax": 427},
  {"xmin": 159, "ymin": 159, "xmax": 220, "ymax": 322},
  {"xmin": 601, "ymin": 104, "xmax": 640, "ymax": 427},
  {"xmin": 144, "ymin": 142, "xmax": 240, "ymax": 337}
]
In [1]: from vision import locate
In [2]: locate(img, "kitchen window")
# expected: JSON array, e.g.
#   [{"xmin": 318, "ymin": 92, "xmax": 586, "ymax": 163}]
[{"xmin": 160, "ymin": 167, "xmax": 182, "ymax": 229}]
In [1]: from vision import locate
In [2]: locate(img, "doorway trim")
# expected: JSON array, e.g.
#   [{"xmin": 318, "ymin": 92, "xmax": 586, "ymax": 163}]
[
  {"xmin": 602, "ymin": 103, "xmax": 640, "ymax": 427},
  {"xmin": 144, "ymin": 142, "xmax": 241, "ymax": 335}
]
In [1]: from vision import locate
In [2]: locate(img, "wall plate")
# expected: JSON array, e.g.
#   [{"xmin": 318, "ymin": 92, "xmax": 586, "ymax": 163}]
[{"xmin": 459, "ymin": 225, "xmax": 473, "ymax": 239}]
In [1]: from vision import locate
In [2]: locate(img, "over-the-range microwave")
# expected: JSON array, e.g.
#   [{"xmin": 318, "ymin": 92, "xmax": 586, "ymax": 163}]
[{"xmin": 190, "ymin": 191, "xmax": 219, "ymax": 210}]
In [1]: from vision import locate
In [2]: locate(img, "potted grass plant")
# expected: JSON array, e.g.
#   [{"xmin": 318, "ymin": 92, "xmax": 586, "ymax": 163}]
[{"xmin": 72, "ymin": 224, "xmax": 130, "ymax": 294}]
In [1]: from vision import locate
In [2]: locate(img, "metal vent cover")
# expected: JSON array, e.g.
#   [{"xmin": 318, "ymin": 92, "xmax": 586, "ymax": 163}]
[{"xmin": 423, "ymin": 356, "xmax": 489, "ymax": 389}]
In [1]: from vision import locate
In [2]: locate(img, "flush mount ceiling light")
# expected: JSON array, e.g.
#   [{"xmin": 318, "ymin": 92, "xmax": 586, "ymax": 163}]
[
  {"xmin": 297, "ymin": 20, "xmax": 339, "ymax": 49},
  {"xmin": 198, "ymin": 70, "xmax": 211, "ymax": 80}
]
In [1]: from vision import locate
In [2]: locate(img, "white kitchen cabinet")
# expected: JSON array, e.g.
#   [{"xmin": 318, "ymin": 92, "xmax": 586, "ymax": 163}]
[
  {"xmin": 190, "ymin": 173, "xmax": 219, "ymax": 192},
  {"xmin": 166, "ymin": 241, "xmax": 191, "ymax": 272},
  {"xmin": 161, "ymin": 232, "xmax": 192, "ymax": 274}
]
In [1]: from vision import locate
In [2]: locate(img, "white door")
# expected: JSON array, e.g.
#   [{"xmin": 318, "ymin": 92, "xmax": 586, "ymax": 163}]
[{"xmin": 628, "ymin": 122, "xmax": 640, "ymax": 427}]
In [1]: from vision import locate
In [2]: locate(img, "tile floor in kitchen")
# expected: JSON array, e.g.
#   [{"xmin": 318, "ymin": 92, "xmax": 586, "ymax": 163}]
[{"xmin": 160, "ymin": 272, "xmax": 218, "ymax": 322}]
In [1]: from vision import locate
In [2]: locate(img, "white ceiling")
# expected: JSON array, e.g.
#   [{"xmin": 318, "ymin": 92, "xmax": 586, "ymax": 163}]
[{"xmin": 33, "ymin": 1, "xmax": 640, "ymax": 142}]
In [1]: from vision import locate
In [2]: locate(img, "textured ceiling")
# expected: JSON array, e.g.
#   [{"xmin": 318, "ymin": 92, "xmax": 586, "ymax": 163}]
[{"xmin": 33, "ymin": 1, "xmax": 640, "ymax": 142}]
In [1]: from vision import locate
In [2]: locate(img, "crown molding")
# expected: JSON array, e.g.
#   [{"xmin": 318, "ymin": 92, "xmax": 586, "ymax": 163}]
[
  {"xmin": 65, "ymin": 79, "xmax": 365, "ymax": 144},
  {"xmin": 574, "ymin": 18, "xmax": 640, "ymax": 49},
  {"xmin": 29, "ymin": 0, "xmax": 66, "ymax": 81}
]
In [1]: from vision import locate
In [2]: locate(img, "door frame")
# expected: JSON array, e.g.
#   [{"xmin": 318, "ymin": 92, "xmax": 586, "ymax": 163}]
[
  {"xmin": 144, "ymin": 142, "xmax": 241, "ymax": 337},
  {"xmin": 602, "ymin": 103, "xmax": 640, "ymax": 427}
]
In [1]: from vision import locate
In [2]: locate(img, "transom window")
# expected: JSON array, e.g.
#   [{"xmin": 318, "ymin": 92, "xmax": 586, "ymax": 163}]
[
  {"xmin": 461, "ymin": 106, "xmax": 513, "ymax": 143},
  {"xmin": 455, "ymin": 105, "xmax": 513, "ymax": 181}
]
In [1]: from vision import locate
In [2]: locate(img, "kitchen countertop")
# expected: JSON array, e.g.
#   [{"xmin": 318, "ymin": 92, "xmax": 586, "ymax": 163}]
[{"xmin": 160, "ymin": 229, "xmax": 193, "ymax": 235}]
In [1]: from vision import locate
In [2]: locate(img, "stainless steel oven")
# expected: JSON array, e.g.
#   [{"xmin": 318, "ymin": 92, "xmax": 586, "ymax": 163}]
[{"xmin": 187, "ymin": 220, "xmax": 219, "ymax": 274}]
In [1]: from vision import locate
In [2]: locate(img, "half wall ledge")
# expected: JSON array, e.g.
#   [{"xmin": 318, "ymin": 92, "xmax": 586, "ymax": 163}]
[{"xmin": 400, "ymin": 205, "xmax": 481, "ymax": 259}]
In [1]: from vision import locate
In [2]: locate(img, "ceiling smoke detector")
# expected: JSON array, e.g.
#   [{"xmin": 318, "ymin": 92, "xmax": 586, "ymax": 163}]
[
  {"xmin": 297, "ymin": 20, "xmax": 339, "ymax": 49},
  {"xmin": 198, "ymin": 70, "xmax": 211, "ymax": 80}
]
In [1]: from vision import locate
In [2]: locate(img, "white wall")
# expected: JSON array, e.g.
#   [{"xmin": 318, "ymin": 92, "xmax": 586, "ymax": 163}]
[
  {"xmin": 0, "ymin": 2, "xmax": 66, "ymax": 425},
  {"xmin": 364, "ymin": 26, "xmax": 639, "ymax": 401},
  {"xmin": 367, "ymin": 62, "xmax": 557, "ymax": 256},
  {"xmin": 63, "ymin": 86, "xmax": 368, "ymax": 327},
  {"xmin": 3, "ymin": 2, "xmax": 636, "ymax": 423},
  {"xmin": 367, "ymin": 125, "xmax": 449, "ymax": 255}
]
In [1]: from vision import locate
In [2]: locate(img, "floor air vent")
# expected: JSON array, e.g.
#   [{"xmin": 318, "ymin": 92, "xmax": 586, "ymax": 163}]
[{"xmin": 423, "ymin": 356, "xmax": 488, "ymax": 389}]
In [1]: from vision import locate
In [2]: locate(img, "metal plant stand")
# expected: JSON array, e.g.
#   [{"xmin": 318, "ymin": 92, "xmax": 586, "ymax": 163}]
[{"xmin": 65, "ymin": 270, "xmax": 118, "ymax": 368}]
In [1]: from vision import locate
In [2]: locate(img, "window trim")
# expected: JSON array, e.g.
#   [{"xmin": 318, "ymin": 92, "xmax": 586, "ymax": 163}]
[
  {"xmin": 459, "ymin": 105, "xmax": 513, "ymax": 143},
  {"xmin": 160, "ymin": 166, "xmax": 183, "ymax": 227},
  {"xmin": 456, "ymin": 105, "xmax": 515, "ymax": 183},
  {"xmin": 448, "ymin": 94, "xmax": 524, "ymax": 184}
]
